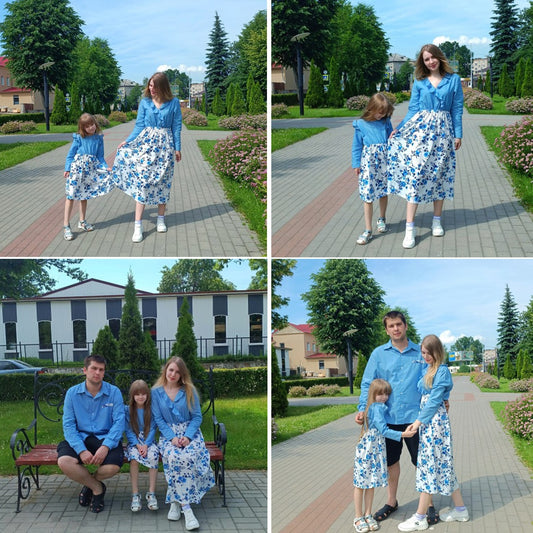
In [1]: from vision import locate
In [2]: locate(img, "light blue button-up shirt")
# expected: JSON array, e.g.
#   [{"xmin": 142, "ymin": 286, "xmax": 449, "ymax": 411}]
[
  {"xmin": 62, "ymin": 381, "xmax": 125, "ymax": 454},
  {"xmin": 351, "ymin": 117, "xmax": 393, "ymax": 168},
  {"xmin": 416, "ymin": 364, "xmax": 453, "ymax": 424},
  {"xmin": 398, "ymin": 73, "xmax": 464, "ymax": 138},
  {"xmin": 64, "ymin": 133, "xmax": 107, "ymax": 172},
  {"xmin": 124, "ymin": 406, "xmax": 157, "ymax": 446},
  {"xmin": 358, "ymin": 339, "xmax": 425, "ymax": 425},
  {"xmin": 126, "ymin": 97, "xmax": 182, "ymax": 150},
  {"xmin": 367, "ymin": 402, "xmax": 402, "ymax": 442},
  {"xmin": 151, "ymin": 386, "xmax": 202, "ymax": 442}
]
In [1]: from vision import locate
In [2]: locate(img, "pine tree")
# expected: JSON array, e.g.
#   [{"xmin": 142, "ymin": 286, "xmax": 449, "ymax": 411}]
[
  {"xmin": 326, "ymin": 56, "xmax": 344, "ymax": 108},
  {"xmin": 497, "ymin": 64, "xmax": 514, "ymax": 98},
  {"xmin": 496, "ymin": 285, "xmax": 520, "ymax": 374},
  {"xmin": 490, "ymin": 0, "xmax": 520, "ymax": 80},
  {"xmin": 211, "ymin": 87, "xmax": 226, "ymax": 116},
  {"xmin": 248, "ymin": 82, "xmax": 265, "ymax": 114},
  {"xmin": 271, "ymin": 345, "xmax": 288, "ymax": 417},
  {"xmin": 515, "ymin": 57, "xmax": 526, "ymax": 96},
  {"xmin": 50, "ymin": 86, "xmax": 69, "ymax": 125},
  {"xmin": 68, "ymin": 83, "xmax": 82, "ymax": 124},
  {"xmin": 522, "ymin": 351, "xmax": 532, "ymax": 379},
  {"xmin": 353, "ymin": 353, "xmax": 367, "ymax": 388},
  {"xmin": 521, "ymin": 59, "xmax": 533, "ymax": 97},
  {"xmin": 205, "ymin": 12, "xmax": 230, "ymax": 103},
  {"xmin": 485, "ymin": 70, "xmax": 491, "ymax": 93},
  {"xmin": 503, "ymin": 353, "xmax": 516, "ymax": 379},
  {"xmin": 305, "ymin": 60, "xmax": 325, "ymax": 108},
  {"xmin": 516, "ymin": 349, "xmax": 524, "ymax": 379},
  {"xmin": 231, "ymin": 84, "xmax": 246, "ymax": 116},
  {"xmin": 92, "ymin": 325, "xmax": 120, "ymax": 369}
]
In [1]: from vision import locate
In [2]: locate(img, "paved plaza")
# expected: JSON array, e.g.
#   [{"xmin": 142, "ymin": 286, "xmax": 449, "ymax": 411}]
[
  {"xmin": 272, "ymin": 376, "xmax": 533, "ymax": 533},
  {"xmin": 0, "ymin": 122, "xmax": 262, "ymax": 257},
  {"xmin": 272, "ymin": 103, "xmax": 533, "ymax": 257}
]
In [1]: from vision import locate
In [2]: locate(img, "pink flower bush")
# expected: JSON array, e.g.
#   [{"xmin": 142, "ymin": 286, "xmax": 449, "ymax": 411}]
[
  {"xmin": 494, "ymin": 116, "xmax": 533, "ymax": 176},
  {"xmin": 504, "ymin": 393, "xmax": 533, "ymax": 440},
  {"xmin": 218, "ymin": 114, "xmax": 266, "ymax": 130},
  {"xmin": 505, "ymin": 98, "xmax": 533, "ymax": 114},
  {"xmin": 346, "ymin": 95, "xmax": 370, "ymax": 110},
  {"xmin": 464, "ymin": 89, "xmax": 493, "ymax": 110},
  {"xmin": 182, "ymin": 109, "xmax": 208, "ymax": 126}
]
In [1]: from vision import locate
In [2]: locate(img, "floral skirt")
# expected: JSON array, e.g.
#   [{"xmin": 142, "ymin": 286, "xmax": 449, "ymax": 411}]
[
  {"xmin": 65, "ymin": 154, "xmax": 113, "ymax": 200},
  {"xmin": 125, "ymin": 432, "xmax": 160, "ymax": 469},
  {"xmin": 353, "ymin": 428, "xmax": 388, "ymax": 489},
  {"xmin": 416, "ymin": 394, "xmax": 459, "ymax": 495},
  {"xmin": 388, "ymin": 110, "xmax": 456, "ymax": 203},
  {"xmin": 159, "ymin": 422, "xmax": 215, "ymax": 505},
  {"xmin": 112, "ymin": 127, "xmax": 175, "ymax": 205},
  {"xmin": 359, "ymin": 143, "xmax": 388, "ymax": 202}
]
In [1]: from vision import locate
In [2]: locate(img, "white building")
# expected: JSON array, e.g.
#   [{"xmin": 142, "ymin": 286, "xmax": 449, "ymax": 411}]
[{"xmin": 1, "ymin": 279, "xmax": 267, "ymax": 363}]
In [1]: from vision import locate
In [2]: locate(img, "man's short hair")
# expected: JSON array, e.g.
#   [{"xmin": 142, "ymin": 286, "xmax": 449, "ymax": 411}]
[
  {"xmin": 84, "ymin": 354, "xmax": 107, "ymax": 368},
  {"xmin": 382, "ymin": 310, "xmax": 407, "ymax": 327}
]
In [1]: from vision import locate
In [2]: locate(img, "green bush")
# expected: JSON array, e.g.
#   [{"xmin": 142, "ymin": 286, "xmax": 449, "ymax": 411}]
[
  {"xmin": 282, "ymin": 377, "xmax": 349, "ymax": 389},
  {"xmin": 108, "ymin": 110, "xmax": 128, "ymax": 123},
  {"xmin": 272, "ymin": 103, "xmax": 289, "ymax": 118},
  {"xmin": 272, "ymin": 93, "xmax": 299, "ymax": 106},
  {"xmin": 212, "ymin": 367, "xmax": 267, "ymax": 398},
  {"xmin": 288, "ymin": 385, "xmax": 307, "ymax": 397},
  {"xmin": 458, "ymin": 365, "xmax": 471, "ymax": 373},
  {"xmin": 0, "ymin": 113, "xmax": 44, "ymax": 126},
  {"xmin": 307, "ymin": 384, "xmax": 327, "ymax": 396}
]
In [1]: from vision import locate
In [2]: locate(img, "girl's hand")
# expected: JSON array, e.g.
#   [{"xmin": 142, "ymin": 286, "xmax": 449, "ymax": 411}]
[
  {"xmin": 137, "ymin": 444, "xmax": 148, "ymax": 457},
  {"xmin": 177, "ymin": 436, "xmax": 190, "ymax": 448},
  {"xmin": 171, "ymin": 436, "xmax": 180, "ymax": 447},
  {"xmin": 354, "ymin": 168, "xmax": 361, "ymax": 177},
  {"xmin": 354, "ymin": 412, "xmax": 364, "ymax": 426},
  {"xmin": 389, "ymin": 129, "xmax": 398, "ymax": 139},
  {"xmin": 64, "ymin": 171, "xmax": 69, "ymax": 178},
  {"xmin": 175, "ymin": 151, "xmax": 182, "ymax": 162},
  {"xmin": 118, "ymin": 141, "xmax": 126, "ymax": 149},
  {"xmin": 454, "ymin": 138, "xmax": 462, "ymax": 150}
]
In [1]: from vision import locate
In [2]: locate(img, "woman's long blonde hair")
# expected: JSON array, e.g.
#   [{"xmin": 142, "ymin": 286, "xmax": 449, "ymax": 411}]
[
  {"xmin": 359, "ymin": 378, "xmax": 392, "ymax": 441},
  {"xmin": 143, "ymin": 72, "xmax": 174, "ymax": 102},
  {"xmin": 128, "ymin": 379, "xmax": 152, "ymax": 438},
  {"xmin": 153, "ymin": 356, "xmax": 198, "ymax": 411},
  {"xmin": 421, "ymin": 334, "xmax": 446, "ymax": 389},
  {"xmin": 415, "ymin": 44, "xmax": 454, "ymax": 80}
]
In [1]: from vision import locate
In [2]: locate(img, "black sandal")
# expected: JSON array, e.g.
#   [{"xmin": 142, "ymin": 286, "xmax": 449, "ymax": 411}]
[
  {"xmin": 427, "ymin": 506, "xmax": 440, "ymax": 524},
  {"xmin": 90, "ymin": 482, "xmax": 106, "ymax": 513},
  {"xmin": 79, "ymin": 486, "xmax": 92, "ymax": 507},
  {"xmin": 373, "ymin": 501, "xmax": 399, "ymax": 521}
]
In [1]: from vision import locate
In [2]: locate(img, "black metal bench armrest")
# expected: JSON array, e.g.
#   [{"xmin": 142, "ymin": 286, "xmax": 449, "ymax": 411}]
[
  {"xmin": 212, "ymin": 415, "xmax": 227, "ymax": 450},
  {"xmin": 10, "ymin": 419, "xmax": 37, "ymax": 461}
]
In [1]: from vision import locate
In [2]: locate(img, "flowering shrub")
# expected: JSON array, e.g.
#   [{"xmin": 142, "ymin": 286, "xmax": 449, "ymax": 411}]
[
  {"xmin": 472, "ymin": 372, "xmax": 500, "ymax": 389},
  {"xmin": 346, "ymin": 95, "xmax": 370, "ymax": 110},
  {"xmin": 504, "ymin": 393, "xmax": 533, "ymax": 440},
  {"xmin": 182, "ymin": 109, "xmax": 208, "ymax": 126},
  {"xmin": 108, "ymin": 110, "xmax": 128, "ymax": 123},
  {"xmin": 271, "ymin": 418, "xmax": 279, "ymax": 441},
  {"xmin": 322, "ymin": 384, "xmax": 341, "ymax": 395},
  {"xmin": 272, "ymin": 103, "xmax": 289, "ymax": 118},
  {"xmin": 306, "ymin": 384, "xmax": 327, "ymax": 396},
  {"xmin": 0, "ymin": 120, "xmax": 36, "ymax": 133},
  {"xmin": 288, "ymin": 386, "xmax": 307, "ymax": 397},
  {"xmin": 505, "ymin": 98, "xmax": 533, "ymax": 114},
  {"xmin": 464, "ymin": 90, "xmax": 493, "ymax": 110},
  {"xmin": 218, "ymin": 113, "xmax": 266, "ymax": 130},
  {"xmin": 494, "ymin": 116, "xmax": 533, "ymax": 176},
  {"xmin": 94, "ymin": 114, "xmax": 110, "ymax": 128},
  {"xmin": 381, "ymin": 91, "xmax": 397, "ymax": 104},
  {"xmin": 509, "ymin": 378, "xmax": 533, "ymax": 392}
]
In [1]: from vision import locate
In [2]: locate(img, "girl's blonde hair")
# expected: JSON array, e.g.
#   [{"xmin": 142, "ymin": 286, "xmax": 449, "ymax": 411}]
[
  {"xmin": 143, "ymin": 72, "xmax": 174, "ymax": 102},
  {"xmin": 77, "ymin": 113, "xmax": 101, "ymax": 137},
  {"xmin": 153, "ymin": 356, "xmax": 198, "ymax": 411},
  {"xmin": 421, "ymin": 334, "xmax": 446, "ymax": 389},
  {"xmin": 359, "ymin": 378, "xmax": 392, "ymax": 440},
  {"xmin": 361, "ymin": 93, "xmax": 394, "ymax": 122},
  {"xmin": 415, "ymin": 44, "xmax": 454, "ymax": 80},
  {"xmin": 128, "ymin": 379, "xmax": 152, "ymax": 438}
]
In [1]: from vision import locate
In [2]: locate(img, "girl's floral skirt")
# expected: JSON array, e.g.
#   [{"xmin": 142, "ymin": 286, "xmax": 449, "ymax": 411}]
[
  {"xmin": 125, "ymin": 432, "xmax": 160, "ymax": 469},
  {"xmin": 388, "ymin": 110, "xmax": 456, "ymax": 203},
  {"xmin": 353, "ymin": 428, "xmax": 388, "ymax": 489},
  {"xmin": 159, "ymin": 422, "xmax": 215, "ymax": 505},
  {"xmin": 112, "ymin": 127, "xmax": 174, "ymax": 205},
  {"xmin": 359, "ymin": 143, "xmax": 388, "ymax": 202},
  {"xmin": 416, "ymin": 394, "xmax": 459, "ymax": 495},
  {"xmin": 66, "ymin": 154, "xmax": 113, "ymax": 200}
]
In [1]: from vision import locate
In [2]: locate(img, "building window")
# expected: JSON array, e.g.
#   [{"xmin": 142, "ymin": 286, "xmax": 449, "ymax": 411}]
[
  {"xmin": 214, "ymin": 315, "xmax": 226, "ymax": 343},
  {"xmin": 5, "ymin": 322, "xmax": 17, "ymax": 350},
  {"xmin": 73, "ymin": 320, "xmax": 87, "ymax": 349},
  {"xmin": 306, "ymin": 342, "xmax": 310, "ymax": 351},
  {"xmin": 143, "ymin": 317, "xmax": 157, "ymax": 343},
  {"xmin": 249, "ymin": 314, "xmax": 262, "ymax": 343},
  {"xmin": 280, "ymin": 349, "xmax": 286, "ymax": 375},
  {"xmin": 313, "ymin": 343, "xmax": 316, "ymax": 352},
  {"xmin": 109, "ymin": 318, "xmax": 121, "ymax": 340},
  {"xmin": 13, "ymin": 95, "xmax": 19, "ymax": 105},
  {"xmin": 38, "ymin": 321, "xmax": 52, "ymax": 350},
  {"xmin": 319, "ymin": 360, "xmax": 325, "ymax": 370}
]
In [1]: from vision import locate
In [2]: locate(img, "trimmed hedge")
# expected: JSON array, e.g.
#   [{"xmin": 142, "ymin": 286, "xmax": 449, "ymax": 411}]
[
  {"xmin": 272, "ymin": 93, "xmax": 299, "ymax": 106},
  {"xmin": 282, "ymin": 376, "xmax": 349, "ymax": 389},
  {"xmin": 0, "ymin": 113, "xmax": 45, "ymax": 125}
]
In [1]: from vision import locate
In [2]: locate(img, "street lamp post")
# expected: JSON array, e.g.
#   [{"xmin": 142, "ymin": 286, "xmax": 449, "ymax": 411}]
[
  {"xmin": 343, "ymin": 328, "xmax": 358, "ymax": 394},
  {"xmin": 39, "ymin": 61, "xmax": 55, "ymax": 132},
  {"xmin": 291, "ymin": 32, "xmax": 310, "ymax": 117}
]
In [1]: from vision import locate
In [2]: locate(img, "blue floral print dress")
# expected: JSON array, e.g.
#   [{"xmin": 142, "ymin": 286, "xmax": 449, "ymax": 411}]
[
  {"xmin": 388, "ymin": 73, "xmax": 464, "ymax": 203},
  {"xmin": 352, "ymin": 118, "xmax": 393, "ymax": 202},
  {"xmin": 64, "ymin": 133, "xmax": 112, "ymax": 200},
  {"xmin": 152, "ymin": 386, "xmax": 214, "ymax": 505},
  {"xmin": 124, "ymin": 406, "xmax": 160, "ymax": 469},
  {"xmin": 113, "ymin": 97, "xmax": 182, "ymax": 205},
  {"xmin": 415, "ymin": 365, "xmax": 459, "ymax": 495},
  {"xmin": 353, "ymin": 402, "xmax": 402, "ymax": 489}
]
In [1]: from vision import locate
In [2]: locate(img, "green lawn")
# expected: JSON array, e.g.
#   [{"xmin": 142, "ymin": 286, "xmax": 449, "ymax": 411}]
[
  {"xmin": 466, "ymin": 94, "xmax": 521, "ymax": 115},
  {"xmin": 280, "ymin": 105, "xmax": 360, "ymax": 119},
  {"xmin": 184, "ymin": 115, "xmax": 226, "ymax": 131},
  {"xmin": 272, "ymin": 127, "xmax": 327, "ymax": 151},
  {"xmin": 0, "ymin": 141, "xmax": 69, "ymax": 171}
]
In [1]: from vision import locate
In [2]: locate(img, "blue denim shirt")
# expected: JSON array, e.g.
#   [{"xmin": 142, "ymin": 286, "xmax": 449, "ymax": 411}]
[
  {"xmin": 398, "ymin": 73, "xmax": 464, "ymax": 138},
  {"xmin": 124, "ymin": 405, "xmax": 157, "ymax": 446},
  {"xmin": 62, "ymin": 381, "xmax": 125, "ymax": 454},
  {"xmin": 416, "ymin": 364, "xmax": 453, "ymax": 424},
  {"xmin": 351, "ymin": 117, "xmax": 393, "ymax": 168},
  {"xmin": 126, "ymin": 97, "xmax": 182, "ymax": 150},
  {"xmin": 358, "ymin": 340, "xmax": 425, "ymax": 425},
  {"xmin": 367, "ymin": 402, "xmax": 402, "ymax": 442},
  {"xmin": 151, "ymin": 386, "xmax": 202, "ymax": 441},
  {"xmin": 64, "ymin": 133, "xmax": 107, "ymax": 171}
]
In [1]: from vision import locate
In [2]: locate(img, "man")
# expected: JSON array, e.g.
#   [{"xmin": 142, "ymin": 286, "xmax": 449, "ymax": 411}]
[
  {"xmin": 57, "ymin": 354, "xmax": 125, "ymax": 513},
  {"xmin": 356, "ymin": 310, "xmax": 440, "ymax": 525}
]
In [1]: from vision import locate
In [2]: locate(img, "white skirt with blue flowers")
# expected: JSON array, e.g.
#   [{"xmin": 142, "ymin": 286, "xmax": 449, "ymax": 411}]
[
  {"xmin": 125, "ymin": 431, "xmax": 160, "ymax": 469},
  {"xmin": 353, "ymin": 428, "xmax": 388, "ymax": 489},
  {"xmin": 113, "ymin": 127, "xmax": 175, "ymax": 205},
  {"xmin": 65, "ymin": 154, "xmax": 112, "ymax": 200},
  {"xmin": 387, "ymin": 110, "xmax": 455, "ymax": 203},
  {"xmin": 359, "ymin": 143, "xmax": 388, "ymax": 202}
]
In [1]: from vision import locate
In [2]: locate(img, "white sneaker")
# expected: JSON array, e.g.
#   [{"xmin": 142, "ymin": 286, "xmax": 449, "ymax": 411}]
[
  {"xmin": 402, "ymin": 227, "xmax": 416, "ymax": 249},
  {"xmin": 183, "ymin": 508, "xmax": 200, "ymax": 530},
  {"xmin": 432, "ymin": 219, "xmax": 444, "ymax": 236},
  {"xmin": 156, "ymin": 219, "xmax": 167, "ymax": 233},
  {"xmin": 167, "ymin": 502, "xmax": 181, "ymax": 521},
  {"xmin": 398, "ymin": 514, "xmax": 428, "ymax": 531},
  {"xmin": 440, "ymin": 507, "xmax": 469, "ymax": 522},
  {"xmin": 132, "ymin": 223, "xmax": 143, "ymax": 243}
]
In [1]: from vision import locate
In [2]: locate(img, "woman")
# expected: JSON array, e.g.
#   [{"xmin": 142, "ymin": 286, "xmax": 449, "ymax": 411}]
[
  {"xmin": 388, "ymin": 44, "xmax": 463, "ymax": 249},
  {"xmin": 151, "ymin": 357, "xmax": 214, "ymax": 531},
  {"xmin": 113, "ymin": 72, "xmax": 182, "ymax": 243}
]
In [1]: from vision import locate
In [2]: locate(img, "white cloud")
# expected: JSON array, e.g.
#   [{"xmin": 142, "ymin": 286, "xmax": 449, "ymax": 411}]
[
  {"xmin": 433, "ymin": 35, "xmax": 491, "ymax": 47},
  {"xmin": 157, "ymin": 64, "xmax": 206, "ymax": 74},
  {"xmin": 439, "ymin": 330, "xmax": 457, "ymax": 345}
]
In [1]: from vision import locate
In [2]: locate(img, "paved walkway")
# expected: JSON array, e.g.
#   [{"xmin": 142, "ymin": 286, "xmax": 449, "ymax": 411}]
[
  {"xmin": 0, "ymin": 122, "xmax": 262, "ymax": 257},
  {"xmin": 272, "ymin": 103, "xmax": 533, "ymax": 257},
  {"xmin": 0, "ymin": 470, "xmax": 266, "ymax": 533},
  {"xmin": 272, "ymin": 376, "xmax": 533, "ymax": 533}
]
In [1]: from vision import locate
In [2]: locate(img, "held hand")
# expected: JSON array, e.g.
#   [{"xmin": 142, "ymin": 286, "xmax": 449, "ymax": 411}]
[
  {"xmin": 454, "ymin": 138, "xmax": 462, "ymax": 150},
  {"xmin": 91, "ymin": 445, "xmax": 109, "ymax": 465},
  {"xmin": 389, "ymin": 129, "xmax": 398, "ymax": 139},
  {"xmin": 64, "ymin": 171, "xmax": 69, "ymax": 178},
  {"xmin": 137, "ymin": 444, "xmax": 148, "ymax": 457},
  {"xmin": 171, "ymin": 436, "xmax": 181, "ymax": 447},
  {"xmin": 79, "ymin": 450, "xmax": 93, "ymax": 465},
  {"xmin": 444, "ymin": 399, "xmax": 450, "ymax": 413},
  {"xmin": 354, "ymin": 168, "xmax": 361, "ymax": 177},
  {"xmin": 177, "ymin": 436, "xmax": 190, "ymax": 448},
  {"xmin": 355, "ymin": 412, "xmax": 364, "ymax": 426},
  {"xmin": 175, "ymin": 151, "xmax": 182, "ymax": 162},
  {"xmin": 118, "ymin": 141, "xmax": 126, "ymax": 149}
]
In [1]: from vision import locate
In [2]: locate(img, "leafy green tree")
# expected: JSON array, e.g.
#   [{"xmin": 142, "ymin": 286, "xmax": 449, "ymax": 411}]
[
  {"xmin": 271, "ymin": 344, "xmax": 288, "ymax": 417},
  {"xmin": 450, "ymin": 336, "xmax": 485, "ymax": 364},
  {"xmin": 50, "ymin": 86, "xmax": 69, "ymax": 125},
  {"xmin": 394, "ymin": 61, "xmax": 414, "ymax": 92},
  {"xmin": 439, "ymin": 41, "xmax": 472, "ymax": 77},
  {"xmin": 248, "ymin": 82, "xmax": 266, "ymax": 114},
  {"xmin": 231, "ymin": 84, "xmax": 246, "ymax": 116},
  {"xmin": 92, "ymin": 325, "xmax": 120, "ymax": 370},
  {"xmin": 271, "ymin": 259, "xmax": 297, "ymax": 331},
  {"xmin": 496, "ymin": 285, "xmax": 521, "ymax": 374},
  {"xmin": 305, "ymin": 60, "xmax": 325, "ymax": 108},
  {"xmin": 521, "ymin": 58, "xmax": 533, "ymax": 97},
  {"xmin": 68, "ymin": 83, "xmax": 82, "ymax": 123},
  {"xmin": 301, "ymin": 260, "xmax": 385, "ymax": 361},
  {"xmin": 126, "ymin": 84, "xmax": 143, "ymax": 111},
  {"xmin": 490, "ymin": 0, "xmax": 520, "ymax": 80},
  {"xmin": 326, "ymin": 56, "xmax": 344, "ymax": 108},
  {"xmin": 163, "ymin": 68, "xmax": 191, "ymax": 100},
  {"xmin": 157, "ymin": 260, "xmax": 236, "ymax": 293},
  {"xmin": 205, "ymin": 12, "xmax": 230, "ymax": 102},
  {"xmin": 498, "ymin": 64, "xmax": 515, "ymax": 97},
  {"xmin": 0, "ymin": 0, "xmax": 82, "ymax": 94},
  {"xmin": 211, "ymin": 87, "xmax": 226, "ymax": 116}
]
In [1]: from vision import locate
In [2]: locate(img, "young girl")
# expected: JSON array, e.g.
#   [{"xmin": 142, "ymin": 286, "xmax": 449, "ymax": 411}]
[
  {"xmin": 63, "ymin": 113, "xmax": 112, "ymax": 240},
  {"xmin": 352, "ymin": 93, "xmax": 394, "ymax": 245},
  {"xmin": 125, "ymin": 380, "xmax": 160, "ymax": 513},
  {"xmin": 398, "ymin": 335, "xmax": 469, "ymax": 532},
  {"xmin": 353, "ymin": 379, "xmax": 414, "ymax": 532}
]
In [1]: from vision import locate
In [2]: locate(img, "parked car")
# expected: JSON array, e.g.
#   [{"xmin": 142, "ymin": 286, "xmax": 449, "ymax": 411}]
[{"xmin": 0, "ymin": 359, "xmax": 47, "ymax": 375}]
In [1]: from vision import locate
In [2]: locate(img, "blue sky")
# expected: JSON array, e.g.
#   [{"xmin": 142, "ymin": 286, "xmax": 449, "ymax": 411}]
[
  {"xmin": 0, "ymin": 0, "xmax": 265, "ymax": 83},
  {"xmin": 278, "ymin": 259, "xmax": 533, "ymax": 350},
  {"xmin": 50, "ymin": 259, "xmax": 256, "ymax": 293},
  {"xmin": 364, "ymin": 0, "xmax": 531, "ymax": 59}
]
